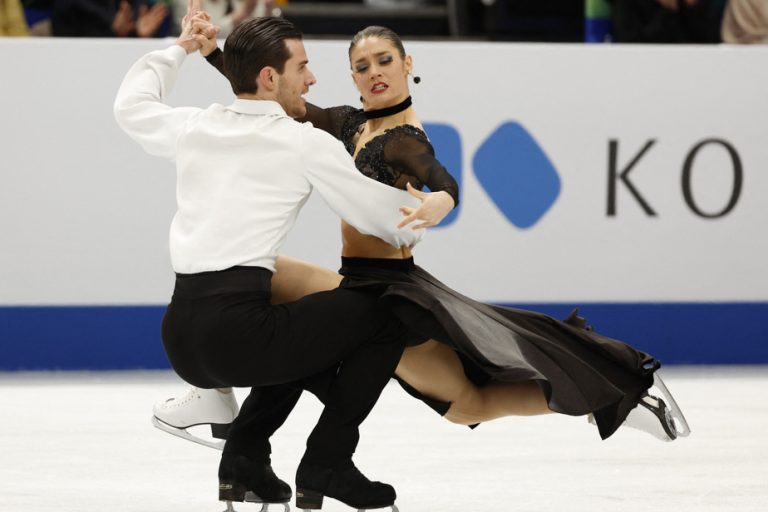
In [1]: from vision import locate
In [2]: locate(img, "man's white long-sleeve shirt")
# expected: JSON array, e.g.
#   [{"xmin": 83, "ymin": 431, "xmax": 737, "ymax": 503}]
[{"xmin": 114, "ymin": 45, "xmax": 424, "ymax": 274}]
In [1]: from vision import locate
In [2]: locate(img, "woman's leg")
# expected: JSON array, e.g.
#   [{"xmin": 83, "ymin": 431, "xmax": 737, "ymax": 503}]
[
  {"xmin": 271, "ymin": 255, "xmax": 344, "ymax": 304},
  {"xmin": 395, "ymin": 340, "xmax": 551, "ymax": 425},
  {"xmin": 271, "ymin": 258, "xmax": 546, "ymax": 424}
]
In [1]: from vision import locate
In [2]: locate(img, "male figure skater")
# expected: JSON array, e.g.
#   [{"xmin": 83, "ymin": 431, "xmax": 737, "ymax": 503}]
[{"xmin": 113, "ymin": 7, "xmax": 455, "ymax": 512}]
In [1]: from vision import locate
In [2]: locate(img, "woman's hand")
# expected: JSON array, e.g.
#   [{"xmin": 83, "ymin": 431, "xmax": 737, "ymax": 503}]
[{"xmin": 397, "ymin": 182, "xmax": 455, "ymax": 230}]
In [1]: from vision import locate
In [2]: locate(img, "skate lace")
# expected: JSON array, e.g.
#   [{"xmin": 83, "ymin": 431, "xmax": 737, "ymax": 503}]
[{"xmin": 163, "ymin": 387, "xmax": 201, "ymax": 408}]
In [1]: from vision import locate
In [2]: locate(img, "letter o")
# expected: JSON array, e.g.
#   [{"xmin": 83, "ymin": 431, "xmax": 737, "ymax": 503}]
[{"xmin": 681, "ymin": 139, "xmax": 743, "ymax": 219}]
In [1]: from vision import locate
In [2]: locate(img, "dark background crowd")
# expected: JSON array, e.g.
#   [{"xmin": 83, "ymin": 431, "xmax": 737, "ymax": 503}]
[{"xmin": 1, "ymin": 0, "xmax": 766, "ymax": 43}]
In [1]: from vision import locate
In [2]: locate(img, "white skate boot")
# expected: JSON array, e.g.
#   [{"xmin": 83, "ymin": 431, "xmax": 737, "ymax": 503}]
[
  {"xmin": 642, "ymin": 372, "xmax": 691, "ymax": 438},
  {"xmin": 587, "ymin": 392, "xmax": 677, "ymax": 442},
  {"xmin": 589, "ymin": 372, "xmax": 691, "ymax": 442},
  {"xmin": 623, "ymin": 392, "xmax": 678, "ymax": 442},
  {"xmin": 151, "ymin": 387, "xmax": 239, "ymax": 450}
]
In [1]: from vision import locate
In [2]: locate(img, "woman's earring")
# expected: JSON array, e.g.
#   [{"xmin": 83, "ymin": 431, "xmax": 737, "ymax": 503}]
[{"xmin": 412, "ymin": 75, "xmax": 421, "ymax": 84}]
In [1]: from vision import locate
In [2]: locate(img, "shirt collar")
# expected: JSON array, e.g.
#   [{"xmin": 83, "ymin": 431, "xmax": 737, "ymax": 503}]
[{"xmin": 227, "ymin": 99, "xmax": 287, "ymax": 117}]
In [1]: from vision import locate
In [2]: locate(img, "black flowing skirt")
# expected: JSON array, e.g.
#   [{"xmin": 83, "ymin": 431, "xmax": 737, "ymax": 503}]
[{"xmin": 339, "ymin": 257, "xmax": 659, "ymax": 440}]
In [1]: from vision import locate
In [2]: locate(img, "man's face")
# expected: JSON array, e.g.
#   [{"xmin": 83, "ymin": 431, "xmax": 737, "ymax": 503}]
[{"xmin": 275, "ymin": 39, "xmax": 316, "ymax": 118}]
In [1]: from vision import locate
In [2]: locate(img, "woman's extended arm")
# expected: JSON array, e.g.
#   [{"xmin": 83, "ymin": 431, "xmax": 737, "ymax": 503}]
[{"xmin": 385, "ymin": 132, "xmax": 460, "ymax": 209}]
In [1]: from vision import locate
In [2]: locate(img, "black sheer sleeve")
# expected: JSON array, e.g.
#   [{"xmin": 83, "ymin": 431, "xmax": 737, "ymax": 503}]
[
  {"xmin": 296, "ymin": 104, "xmax": 358, "ymax": 141},
  {"xmin": 205, "ymin": 47, "xmax": 226, "ymax": 77},
  {"xmin": 382, "ymin": 128, "xmax": 460, "ymax": 207},
  {"xmin": 203, "ymin": 48, "xmax": 357, "ymax": 141}
]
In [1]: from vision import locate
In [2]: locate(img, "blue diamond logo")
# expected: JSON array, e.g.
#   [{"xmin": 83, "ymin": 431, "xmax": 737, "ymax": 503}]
[{"xmin": 473, "ymin": 122, "xmax": 560, "ymax": 229}]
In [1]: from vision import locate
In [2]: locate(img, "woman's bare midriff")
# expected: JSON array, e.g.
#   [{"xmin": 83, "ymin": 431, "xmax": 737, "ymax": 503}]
[{"xmin": 341, "ymin": 220, "xmax": 413, "ymax": 259}]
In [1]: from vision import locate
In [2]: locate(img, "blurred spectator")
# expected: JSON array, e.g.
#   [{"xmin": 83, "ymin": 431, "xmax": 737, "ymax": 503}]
[
  {"xmin": 51, "ymin": 0, "xmax": 169, "ymax": 37},
  {"xmin": 721, "ymin": 0, "xmax": 768, "ymax": 42},
  {"xmin": 1, "ymin": 0, "xmax": 30, "ymax": 35},
  {"xmin": 170, "ymin": 0, "xmax": 274, "ymax": 37},
  {"xmin": 364, "ymin": 0, "xmax": 442, "ymax": 7},
  {"xmin": 21, "ymin": 0, "xmax": 52, "ymax": 35},
  {"xmin": 480, "ymin": 0, "xmax": 584, "ymax": 42},
  {"xmin": 609, "ymin": 0, "xmax": 727, "ymax": 42},
  {"xmin": 585, "ymin": 0, "xmax": 613, "ymax": 42}
]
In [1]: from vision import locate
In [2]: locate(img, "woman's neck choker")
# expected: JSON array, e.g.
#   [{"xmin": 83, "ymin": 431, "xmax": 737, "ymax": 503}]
[{"xmin": 363, "ymin": 96, "xmax": 412, "ymax": 120}]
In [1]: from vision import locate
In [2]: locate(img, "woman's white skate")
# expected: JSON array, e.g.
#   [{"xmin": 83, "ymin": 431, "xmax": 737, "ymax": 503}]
[
  {"xmin": 588, "ymin": 371, "xmax": 691, "ymax": 441},
  {"xmin": 623, "ymin": 372, "xmax": 691, "ymax": 441},
  {"xmin": 151, "ymin": 387, "xmax": 239, "ymax": 450},
  {"xmin": 651, "ymin": 372, "xmax": 691, "ymax": 437}
]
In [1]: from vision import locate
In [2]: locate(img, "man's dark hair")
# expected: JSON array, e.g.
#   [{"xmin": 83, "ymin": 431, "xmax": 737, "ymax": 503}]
[{"xmin": 223, "ymin": 17, "xmax": 304, "ymax": 95}]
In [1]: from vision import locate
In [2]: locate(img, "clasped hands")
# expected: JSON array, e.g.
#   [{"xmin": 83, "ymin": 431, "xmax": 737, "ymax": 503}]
[{"xmin": 176, "ymin": 0, "xmax": 220, "ymax": 55}]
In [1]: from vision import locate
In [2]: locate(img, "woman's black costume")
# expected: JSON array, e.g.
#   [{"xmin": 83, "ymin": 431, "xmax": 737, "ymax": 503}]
[{"xmin": 304, "ymin": 104, "xmax": 658, "ymax": 440}]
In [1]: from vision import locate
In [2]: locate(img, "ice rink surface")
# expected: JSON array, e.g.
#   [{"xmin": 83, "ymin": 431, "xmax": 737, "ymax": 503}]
[{"xmin": 1, "ymin": 367, "xmax": 766, "ymax": 512}]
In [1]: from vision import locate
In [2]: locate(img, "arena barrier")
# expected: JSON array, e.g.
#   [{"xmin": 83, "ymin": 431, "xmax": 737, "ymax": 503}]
[{"xmin": 1, "ymin": 38, "xmax": 766, "ymax": 369}]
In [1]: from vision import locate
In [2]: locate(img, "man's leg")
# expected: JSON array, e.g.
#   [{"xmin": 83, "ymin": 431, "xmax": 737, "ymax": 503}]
[
  {"xmin": 224, "ymin": 385, "xmax": 303, "ymax": 461},
  {"xmin": 275, "ymin": 291, "xmax": 409, "ymax": 510},
  {"xmin": 293, "ymin": 326, "xmax": 405, "ymax": 510},
  {"xmin": 301, "ymin": 330, "xmax": 403, "ymax": 465},
  {"xmin": 210, "ymin": 287, "xmax": 412, "ymax": 510},
  {"xmin": 218, "ymin": 384, "xmax": 303, "ymax": 505}
]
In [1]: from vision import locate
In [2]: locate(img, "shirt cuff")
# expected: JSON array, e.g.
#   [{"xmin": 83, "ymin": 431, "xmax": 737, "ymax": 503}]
[{"xmin": 167, "ymin": 44, "xmax": 188, "ymax": 64}]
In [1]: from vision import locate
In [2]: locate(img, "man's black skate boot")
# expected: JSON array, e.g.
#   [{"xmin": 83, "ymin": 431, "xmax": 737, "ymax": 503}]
[
  {"xmin": 218, "ymin": 453, "xmax": 291, "ymax": 505},
  {"xmin": 295, "ymin": 460, "xmax": 397, "ymax": 511}
]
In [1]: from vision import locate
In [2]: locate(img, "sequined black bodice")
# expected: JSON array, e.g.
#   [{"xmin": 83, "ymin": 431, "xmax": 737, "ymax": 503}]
[
  {"xmin": 353, "ymin": 124, "xmax": 432, "ymax": 189},
  {"xmin": 302, "ymin": 104, "xmax": 460, "ymax": 206}
]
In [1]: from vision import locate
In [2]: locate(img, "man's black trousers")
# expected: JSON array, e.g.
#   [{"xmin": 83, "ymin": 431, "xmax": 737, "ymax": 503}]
[{"xmin": 161, "ymin": 266, "xmax": 410, "ymax": 465}]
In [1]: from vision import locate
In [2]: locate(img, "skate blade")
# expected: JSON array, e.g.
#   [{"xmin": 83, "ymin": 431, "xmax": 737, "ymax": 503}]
[
  {"xmin": 150, "ymin": 416, "xmax": 225, "ymax": 451},
  {"xmin": 239, "ymin": 503, "xmax": 289, "ymax": 512},
  {"xmin": 224, "ymin": 501, "xmax": 290, "ymax": 512},
  {"xmin": 299, "ymin": 507, "xmax": 397, "ymax": 512},
  {"xmin": 298, "ymin": 506, "xmax": 397, "ymax": 512},
  {"xmin": 244, "ymin": 492, "xmax": 290, "ymax": 512},
  {"xmin": 296, "ymin": 488, "xmax": 397, "ymax": 512},
  {"xmin": 224, "ymin": 500, "xmax": 291, "ymax": 512},
  {"xmin": 653, "ymin": 373, "xmax": 691, "ymax": 437}
]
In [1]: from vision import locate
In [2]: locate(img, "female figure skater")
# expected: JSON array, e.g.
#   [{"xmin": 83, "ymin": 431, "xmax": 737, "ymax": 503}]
[{"xmin": 153, "ymin": 23, "xmax": 689, "ymax": 449}]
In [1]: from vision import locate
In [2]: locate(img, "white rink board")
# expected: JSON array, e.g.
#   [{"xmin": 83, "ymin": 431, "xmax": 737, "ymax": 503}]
[{"xmin": 1, "ymin": 39, "xmax": 767, "ymax": 304}]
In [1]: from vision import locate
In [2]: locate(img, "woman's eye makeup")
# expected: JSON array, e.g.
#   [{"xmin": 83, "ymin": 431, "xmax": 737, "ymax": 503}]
[{"xmin": 354, "ymin": 54, "xmax": 394, "ymax": 73}]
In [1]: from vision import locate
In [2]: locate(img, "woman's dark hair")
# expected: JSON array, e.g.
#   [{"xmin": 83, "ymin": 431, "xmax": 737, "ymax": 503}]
[
  {"xmin": 224, "ymin": 17, "xmax": 303, "ymax": 95},
  {"xmin": 348, "ymin": 25, "xmax": 406, "ymax": 62}
]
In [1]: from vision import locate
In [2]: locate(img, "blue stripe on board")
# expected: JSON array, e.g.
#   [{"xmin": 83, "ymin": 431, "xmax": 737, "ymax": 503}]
[
  {"xmin": 1, "ymin": 303, "xmax": 766, "ymax": 370},
  {"xmin": 0, "ymin": 306, "xmax": 169, "ymax": 371}
]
